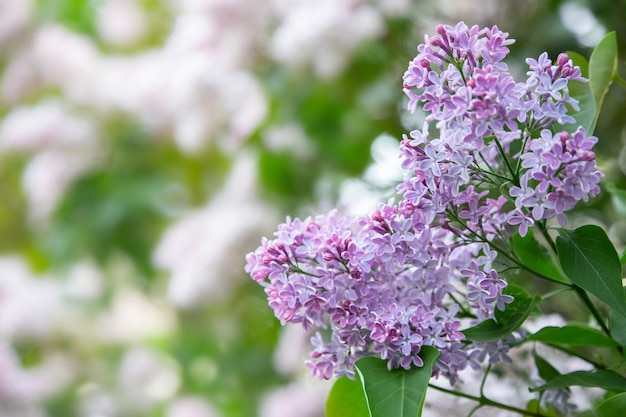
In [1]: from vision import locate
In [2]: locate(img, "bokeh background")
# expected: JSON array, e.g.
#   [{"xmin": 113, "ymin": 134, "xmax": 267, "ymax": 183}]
[{"xmin": 1, "ymin": 1, "xmax": 625, "ymax": 416}]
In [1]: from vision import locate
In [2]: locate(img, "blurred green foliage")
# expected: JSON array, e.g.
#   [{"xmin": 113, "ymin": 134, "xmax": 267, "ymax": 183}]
[
  {"xmin": 35, "ymin": 0, "xmax": 101, "ymax": 35},
  {"xmin": 1, "ymin": 1, "xmax": 626, "ymax": 416}
]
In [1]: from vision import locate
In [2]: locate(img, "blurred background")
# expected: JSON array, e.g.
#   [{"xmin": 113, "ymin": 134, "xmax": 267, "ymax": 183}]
[{"xmin": 1, "ymin": 1, "xmax": 625, "ymax": 416}]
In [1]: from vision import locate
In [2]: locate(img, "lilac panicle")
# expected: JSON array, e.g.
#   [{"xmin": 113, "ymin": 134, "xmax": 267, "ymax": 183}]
[
  {"xmin": 510, "ymin": 127, "xmax": 603, "ymax": 228},
  {"xmin": 401, "ymin": 22, "xmax": 603, "ymax": 238},
  {"xmin": 246, "ymin": 206, "xmax": 498, "ymax": 383},
  {"xmin": 245, "ymin": 21, "xmax": 604, "ymax": 384}
]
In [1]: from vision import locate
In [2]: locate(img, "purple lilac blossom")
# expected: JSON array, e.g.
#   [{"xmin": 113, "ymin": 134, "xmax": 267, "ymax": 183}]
[
  {"xmin": 246, "ymin": 206, "xmax": 496, "ymax": 384},
  {"xmin": 246, "ymin": 22, "xmax": 604, "ymax": 385},
  {"xmin": 401, "ymin": 22, "xmax": 603, "ymax": 237},
  {"xmin": 534, "ymin": 378, "xmax": 577, "ymax": 416},
  {"xmin": 512, "ymin": 127, "xmax": 602, "ymax": 226}
]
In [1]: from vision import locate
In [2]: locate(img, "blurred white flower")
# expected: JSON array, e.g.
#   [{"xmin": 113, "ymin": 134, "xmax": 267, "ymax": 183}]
[
  {"xmin": 0, "ymin": 257, "xmax": 66, "ymax": 342},
  {"xmin": 0, "ymin": 344, "xmax": 76, "ymax": 413},
  {"xmin": 76, "ymin": 384, "xmax": 119, "ymax": 417},
  {"xmin": 261, "ymin": 316, "xmax": 332, "ymax": 417},
  {"xmin": 21, "ymin": 150, "xmax": 99, "ymax": 221},
  {"xmin": 117, "ymin": 347, "xmax": 181, "ymax": 412},
  {"xmin": 262, "ymin": 123, "xmax": 315, "ymax": 159},
  {"xmin": 363, "ymin": 133, "xmax": 403, "ymax": 188},
  {"xmin": 436, "ymin": 0, "xmax": 500, "ymax": 23},
  {"xmin": 0, "ymin": 0, "xmax": 32, "ymax": 48},
  {"xmin": 96, "ymin": 0, "xmax": 149, "ymax": 48},
  {"xmin": 28, "ymin": 24, "xmax": 267, "ymax": 154},
  {"xmin": 560, "ymin": 2, "xmax": 606, "ymax": 47},
  {"xmin": 22, "ymin": 151, "xmax": 92, "ymax": 221},
  {"xmin": 167, "ymin": 396, "xmax": 222, "ymax": 417},
  {"xmin": 0, "ymin": 343, "xmax": 40, "ymax": 406},
  {"xmin": 0, "ymin": 101, "xmax": 98, "ymax": 152},
  {"xmin": 31, "ymin": 25, "xmax": 101, "ymax": 104},
  {"xmin": 372, "ymin": 0, "xmax": 411, "ymax": 15},
  {"xmin": 258, "ymin": 379, "xmax": 329, "ymax": 417},
  {"xmin": 167, "ymin": 0, "xmax": 270, "ymax": 70},
  {"xmin": 88, "ymin": 52, "xmax": 268, "ymax": 153},
  {"xmin": 272, "ymin": 324, "xmax": 312, "ymax": 376},
  {"xmin": 270, "ymin": 0, "xmax": 385, "ymax": 78},
  {"xmin": 90, "ymin": 52, "xmax": 173, "ymax": 124},
  {"xmin": 26, "ymin": 352, "xmax": 78, "ymax": 400},
  {"xmin": 153, "ymin": 152, "xmax": 278, "ymax": 309},
  {"xmin": 96, "ymin": 289, "xmax": 176, "ymax": 343},
  {"xmin": 0, "ymin": 99, "xmax": 101, "ymax": 222},
  {"xmin": 167, "ymin": 66, "xmax": 267, "ymax": 153},
  {"xmin": 0, "ymin": 49, "xmax": 40, "ymax": 104},
  {"xmin": 63, "ymin": 260, "xmax": 105, "ymax": 302},
  {"xmin": 337, "ymin": 133, "xmax": 402, "ymax": 217}
]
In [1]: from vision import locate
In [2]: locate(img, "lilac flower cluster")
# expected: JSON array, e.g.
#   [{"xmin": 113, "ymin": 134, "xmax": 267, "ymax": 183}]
[
  {"xmin": 401, "ymin": 22, "xmax": 603, "ymax": 237},
  {"xmin": 245, "ymin": 22, "xmax": 604, "ymax": 384},
  {"xmin": 246, "ymin": 206, "xmax": 505, "ymax": 383},
  {"xmin": 510, "ymin": 127, "xmax": 602, "ymax": 230}
]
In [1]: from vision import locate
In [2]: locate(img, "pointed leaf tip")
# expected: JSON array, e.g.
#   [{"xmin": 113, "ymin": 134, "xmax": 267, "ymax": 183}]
[{"xmin": 355, "ymin": 346, "xmax": 440, "ymax": 417}]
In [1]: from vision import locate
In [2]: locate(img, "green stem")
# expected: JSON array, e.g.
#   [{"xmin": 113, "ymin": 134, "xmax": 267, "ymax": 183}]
[
  {"xmin": 445, "ymin": 209, "xmax": 521, "ymax": 267},
  {"xmin": 479, "ymin": 365, "xmax": 491, "ymax": 397},
  {"xmin": 447, "ymin": 212, "xmax": 568, "ymax": 288},
  {"xmin": 520, "ymin": 264, "xmax": 573, "ymax": 286},
  {"xmin": 428, "ymin": 384, "xmax": 547, "ymax": 417},
  {"xmin": 467, "ymin": 404, "xmax": 484, "ymax": 417},
  {"xmin": 540, "ymin": 287, "xmax": 571, "ymax": 300},
  {"xmin": 290, "ymin": 265, "xmax": 320, "ymax": 278},
  {"xmin": 573, "ymin": 285, "xmax": 612, "ymax": 336},
  {"xmin": 535, "ymin": 222, "xmax": 557, "ymax": 254},
  {"xmin": 493, "ymin": 136, "xmax": 518, "ymax": 185},
  {"xmin": 473, "ymin": 166, "xmax": 514, "ymax": 183},
  {"xmin": 449, "ymin": 292, "xmax": 477, "ymax": 319},
  {"xmin": 515, "ymin": 130, "xmax": 531, "ymax": 178}
]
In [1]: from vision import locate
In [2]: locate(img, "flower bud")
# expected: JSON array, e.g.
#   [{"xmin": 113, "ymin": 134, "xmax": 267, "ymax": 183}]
[
  {"xmin": 430, "ymin": 37, "xmax": 445, "ymax": 48},
  {"xmin": 557, "ymin": 53, "xmax": 570, "ymax": 67},
  {"xmin": 559, "ymin": 131, "xmax": 569, "ymax": 148},
  {"xmin": 323, "ymin": 252, "xmax": 335, "ymax": 262}
]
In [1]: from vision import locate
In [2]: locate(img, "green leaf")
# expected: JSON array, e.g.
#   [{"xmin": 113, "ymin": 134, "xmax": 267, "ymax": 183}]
[
  {"xmin": 588, "ymin": 31, "xmax": 618, "ymax": 132},
  {"xmin": 556, "ymin": 225, "xmax": 626, "ymax": 316},
  {"xmin": 355, "ymin": 346, "xmax": 440, "ymax": 417},
  {"xmin": 462, "ymin": 285, "xmax": 539, "ymax": 342},
  {"xmin": 533, "ymin": 351, "xmax": 561, "ymax": 383},
  {"xmin": 511, "ymin": 229, "xmax": 568, "ymax": 284},
  {"xmin": 609, "ymin": 287, "xmax": 626, "ymax": 347},
  {"xmin": 565, "ymin": 51, "xmax": 596, "ymax": 134},
  {"xmin": 528, "ymin": 325, "xmax": 618, "ymax": 348},
  {"xmin": 610, "ymin": 294, "xmax": 626, "ymax": 347},
  {"xmin": 326, "ymin": 377, "xmax": 370, "ymax": 417},
  {"xmin": 597, "ymin": 392, "xmax": 626, "ymax": 417},
  {"xmin": 526, "ymin": 399, "xmax": 561, "ymax": 417},
  {"xmin": 531, "ymin": 369, "xmax": 626, "ymax": 392}
]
